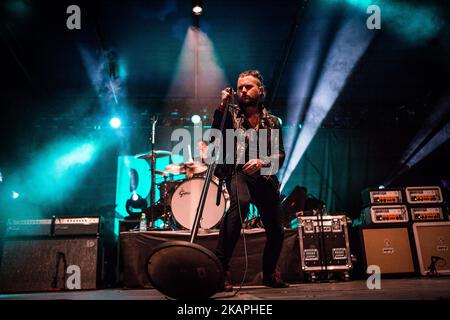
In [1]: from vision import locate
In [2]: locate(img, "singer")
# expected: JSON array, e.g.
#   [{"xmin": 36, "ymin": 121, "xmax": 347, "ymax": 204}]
[{"xmin": 212, "ymin": 70, "xmax": 288, "ymax": 291}]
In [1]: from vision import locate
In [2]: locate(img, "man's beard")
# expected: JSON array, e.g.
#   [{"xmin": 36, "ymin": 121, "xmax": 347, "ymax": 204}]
[{"xmin": 238, "ymin": 95, "xmax": 259, "ymax": 108}]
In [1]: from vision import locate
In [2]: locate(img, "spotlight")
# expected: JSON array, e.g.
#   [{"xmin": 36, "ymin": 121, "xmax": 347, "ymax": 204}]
[
  {"xmin": 281, "ymin": 18, "xmax": 374, "ymax": 190},
  {"xmin": 109, "ymin": 117, "xmax": 121, "ymax": 128},
  {"xmin": 126, "ymin": 193, "xmax": 148, "ymax": 218},
  {"xmin": 378, "ymin": 185, "xmax": 385, "ymax": 189},
  {"xmin": 191, "ymin": 114, "xmax": 201, "ymax": 124},
  {"xmin": 192, "ymin": 1, "xmax": 203, "ymax": 16},
  {"xmin": 12, "ymin": 191, "xmax": 19, "ymax": 199}
]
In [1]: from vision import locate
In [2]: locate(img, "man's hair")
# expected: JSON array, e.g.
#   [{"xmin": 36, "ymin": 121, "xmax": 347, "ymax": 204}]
[{"xmin": 238, "ymin": 70, "xmax": 264, "ymax": 87}]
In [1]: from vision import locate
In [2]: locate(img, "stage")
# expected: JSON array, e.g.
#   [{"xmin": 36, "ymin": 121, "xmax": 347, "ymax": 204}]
[
  {"xmin": 1, "ymin": 277, "xmax": 449, "ymax": 300},
  {"xmin": 1, "ymin": 0, "xmax": 450, "ymax": 309}
]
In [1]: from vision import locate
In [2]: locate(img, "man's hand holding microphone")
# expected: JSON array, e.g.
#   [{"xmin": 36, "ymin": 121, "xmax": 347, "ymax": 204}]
[{"xmin": 219, "ymin": 87, "xmax": 235, "ymax": 112}]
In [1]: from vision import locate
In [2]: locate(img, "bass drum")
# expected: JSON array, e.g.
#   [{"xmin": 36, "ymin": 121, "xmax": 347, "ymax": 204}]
[{"xmin": 170, "ymin": 177, "xmax": 229, "ymax": 230}]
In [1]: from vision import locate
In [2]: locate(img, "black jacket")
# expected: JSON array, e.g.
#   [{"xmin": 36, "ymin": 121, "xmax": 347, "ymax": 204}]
[{"xmin": 211, "ymin": 104, "xmax": 285, "ymax": 188}]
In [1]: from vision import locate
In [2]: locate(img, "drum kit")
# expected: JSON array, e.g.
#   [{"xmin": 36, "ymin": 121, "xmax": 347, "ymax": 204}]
[{"xmin": 135, "ymin": 150, "xmax": 229, "ymax": 231}]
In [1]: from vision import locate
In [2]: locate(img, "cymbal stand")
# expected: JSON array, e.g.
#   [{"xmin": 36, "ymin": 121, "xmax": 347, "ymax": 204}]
[{"xmin": 149, "ymin": 115, "xmax": 158, "ymax": 229}]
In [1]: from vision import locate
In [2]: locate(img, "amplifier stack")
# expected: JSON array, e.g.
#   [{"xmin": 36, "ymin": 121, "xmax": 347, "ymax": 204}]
[
  {"xmin": 358, "ymin": 185, "xmax": 449, "ymax": 277},
  {"xmin": 359, "ymin": 188, "xmax": 414, "ymax": 276},
  {"xmin": 405, "ymin": 186, "xmax": 445, "ymax": 222},
  {"xmin": 404, "ymin": 186, "xmax": 449, "ymax": 276},
  {"xmin": 361, "ymin": 188, "xmax": 408, "ymax": 224}
]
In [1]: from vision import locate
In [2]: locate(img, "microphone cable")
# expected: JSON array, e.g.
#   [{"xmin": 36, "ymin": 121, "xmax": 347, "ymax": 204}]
[
  {"xmin": 214, "ymin": 165, "xmax": 249, "ymax": 300},
  {"xmin": 228, "ymin": 164, "xmax": 249, "ymax": 298},
  {"xmin": 213, "ymin": 107, "xmax": 250, "ymax": 299}
]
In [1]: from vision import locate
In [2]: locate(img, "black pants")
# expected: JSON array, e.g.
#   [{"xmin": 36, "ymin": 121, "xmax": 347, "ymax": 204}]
[{"xmin": 215, "ymin": 172, "xmax": 285, "ymax": 275}]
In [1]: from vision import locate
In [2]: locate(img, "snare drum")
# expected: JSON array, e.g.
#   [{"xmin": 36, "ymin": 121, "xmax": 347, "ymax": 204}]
[{"xmin": 170, "ymin": 177, "xmax": 229, "ymax": 230}]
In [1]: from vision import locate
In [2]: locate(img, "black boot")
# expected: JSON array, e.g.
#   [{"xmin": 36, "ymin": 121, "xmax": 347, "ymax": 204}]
[
  {"xmin": 262, "ymin": 271, "xmax": 289, "ymax": 288},
  {"xmin": 222, "ymin": 271, "xmax": 233, "ymax": 292}
]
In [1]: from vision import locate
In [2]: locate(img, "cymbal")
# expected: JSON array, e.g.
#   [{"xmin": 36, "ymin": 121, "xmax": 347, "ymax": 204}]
[
  {"xmin": 135, "ymin": 150, "xmax": 171, "ymax": 159},
  {"xmin": 165, "ymin": 162, "xmax": 207, "ymax": 175},
  {"xmin": 165, "ymin": 163, "xmax": 188, "ymax": 175},
  {"xmin": 154, "ymin": 170, "xmax": 168, "ymax": 176},
  {"xmin": 186, "ymin": 162, "xmax": 207, "ymax": 175}
]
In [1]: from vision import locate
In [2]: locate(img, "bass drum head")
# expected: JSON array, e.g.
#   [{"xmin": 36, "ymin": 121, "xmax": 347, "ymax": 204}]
[{"xmin": 170, "ymin": 177, "xmax": 227, "ymax": 230}]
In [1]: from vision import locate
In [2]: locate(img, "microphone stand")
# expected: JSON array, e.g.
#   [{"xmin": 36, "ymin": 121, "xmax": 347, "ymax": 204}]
[
  {"xmin": 146, "ymin": 101, "xmax": 231, "ymax": 300},
  {"xmin": 189, "ymin": 103, "xmax": 230, "ymax": 243}
]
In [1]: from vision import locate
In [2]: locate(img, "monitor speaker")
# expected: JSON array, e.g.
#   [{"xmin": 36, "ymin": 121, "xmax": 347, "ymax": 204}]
[
  {"xmin": 147, "ymin": 241, "xmax": 224, "ymax": 299},
  {"xmin": 0, "ymin": 237, "xmax": 102, "ymax": 293},
  {"xmin": 359, "ymin": 225, "xmax": 415, "ymax": 275}
]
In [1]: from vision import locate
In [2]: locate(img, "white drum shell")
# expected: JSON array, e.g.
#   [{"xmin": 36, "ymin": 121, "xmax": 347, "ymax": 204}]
[{"xmin": 170, "ymin": 177, "xmax": 229, "ymax": 230}]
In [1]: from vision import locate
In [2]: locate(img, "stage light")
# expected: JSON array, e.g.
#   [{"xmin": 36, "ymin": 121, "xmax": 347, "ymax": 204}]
[
  {"xmin": 191, "ymin": 114, "xmax": 201, "ymax": 124},
  {"xmin": 404, "ymin": 123, "xmax": 450, "ymax": 171},
  {"xmin": 192, "ymin": 5, "xmax": 202, "ymax": 15},
  {"xmin": 192, "ymin": 1, "xmax": 203, "ymax": 16},
  {"xmin": 382, "ymin": 95, "xmax": 450, "ymax": 186},
  {"xmin": 110, "ymin": 117, "xmax": 121, "ymax": 128},
  {"xmin": 153, "ymin": 218, "xmax": 165, "ymax": 229},
  {"xmin": 281, "ymin": 16, "xmax": 374, "ymax": 191},
  {"xmin": 126, "ymin": 192, "xmax": 148, "ymax": 217},
  {"xmin": 55, "ymin": 143, "xmax": 96, "ymax": 177},
  {"xmin": 378, "ymin": 185, "xmax": 385, "ymax": 189},
  {"xmin": 12, "ymin": 191, "xmax": 19, "ymax": 199},
  {"xmin": 166, "ymin": 26, "xmax": 227, "ymax": 114}
]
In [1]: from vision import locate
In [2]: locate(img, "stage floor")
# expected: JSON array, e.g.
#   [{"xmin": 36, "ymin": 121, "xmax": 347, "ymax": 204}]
[{"xmin": 1, "ymin": 277, "xmax": 449, "ymax": 300}]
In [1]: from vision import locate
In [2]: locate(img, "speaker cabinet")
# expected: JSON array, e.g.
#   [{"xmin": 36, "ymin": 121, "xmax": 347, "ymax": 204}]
[
  {"xmin": 0, "ymin": 237, "xmax": 103, "ymax": 293},
  {"xmin": 359, "ymin": 225, "xmax": 415, "ymax": 275},
  {"xmin": 413, "ymin": 222, "xmax": 450, "ymax": 276}
]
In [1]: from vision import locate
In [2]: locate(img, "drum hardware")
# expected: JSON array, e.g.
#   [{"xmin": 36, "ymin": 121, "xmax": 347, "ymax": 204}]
[
  {"xmin": 133, "ymin": 115, "xmax": 174, "ymax": 228},
  {"xmin": 154, "ymin": 169, "xmax": 168, "ymax": 177}
]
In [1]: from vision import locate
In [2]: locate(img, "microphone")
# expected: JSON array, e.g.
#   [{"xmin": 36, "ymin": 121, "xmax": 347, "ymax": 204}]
[{"xmin": 225, "ymin": 87, "xmax": 236, "ymax": 105}]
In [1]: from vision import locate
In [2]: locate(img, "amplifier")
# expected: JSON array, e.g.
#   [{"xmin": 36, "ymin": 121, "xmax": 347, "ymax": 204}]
[
  {"xmin": 363, "ymin": 205, "xmax": 409, "ymax": 224},
  {"xmin": 54, "ymin": 217, "xmax": 101, "ymax": 236},
  {"xmin": 410, "ymin": 207, "xmax": 444, "ymax": 221},
  {"xmin": 412, "ymin": 222, "xmax": 450, "ymax": 276},
  {"xmin": 405, "ymin": 186, "xmax": 443, "ymax": 204},
  {"xmin": 5, "ymin": 219, "xmax": 53, "ymax": 237},
  {"xmin": 0, "ymin": 237, "xmax": 103, "ymax": 292},
  {"xmin": 298, "ymin": 215, "xmax": 352, "ymax": 273},
  {"xmin": 361, "ymin": 188, "xmax": 403, "ymax": 207},
  {"xmin": 359, "ymin": 225, "xmax": 415, "ymax": 275}
]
